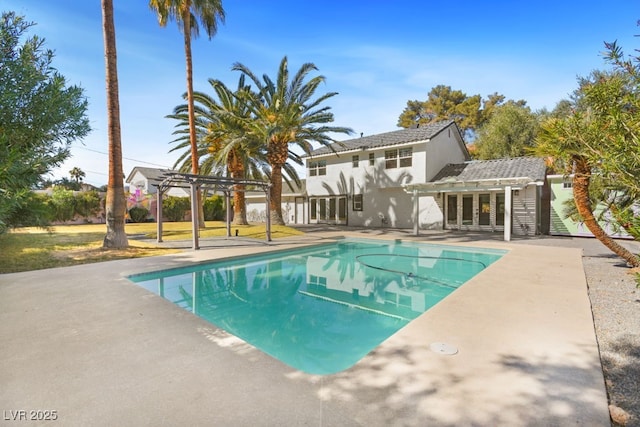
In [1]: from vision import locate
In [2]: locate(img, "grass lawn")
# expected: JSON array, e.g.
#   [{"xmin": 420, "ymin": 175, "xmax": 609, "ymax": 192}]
[{"xmin": 0, "ymin": 221, "xmax": 304, "ymax": 274}]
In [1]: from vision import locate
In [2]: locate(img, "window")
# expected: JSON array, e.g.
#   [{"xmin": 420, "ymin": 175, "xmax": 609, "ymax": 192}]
[
  {"xmin": 308, "ymin": 160, "xmax": 326, "ymax": 176},
  {"xmin": 310, "ymin": 199, "xmax": 317, "ymax": 220},
  {"xmin": 447, "ymin": 195, "xmax": 457, "ymax": 224},
  {"xmin": 352, "ymin": 194, "xmax": 363, "ymax": 211},
  {"xmin": 479, "ymin": 193, "xmax": 490, "ymax": 226},
  {"xmin": 462, "ymin": 195, "xmax": 473, "ymax": 225},
  {"xmin": 319, "ymin": 199, "xmax": 327, "ymax": 220},
  {"xmin": 352, "ymin": 155, "xmax": 359, "ymax": 168},
  {"xmin": 338, "ymin": 197, "xmax": 347, "ymax": 220},
  {"xmin": 496, "ymin": 193, "xmax": 505, "ymax": 226},
  {"xmin": 384, "ymin": 150, "xmax": 398, "ymax": 169},
  {"xmin": 309, "ymin": 275, "xmax": 327, "ymax": 289},
  {"xmin": 563, "ymin": 181, "xmax": 573, "ymax": 189},
  {"xmin": 369, "ymin": 153, "xmax": 375, "ymax": 166},
  {"xmin": 399, "ymin": 148, "xmax": 413, "ymax": 167},
  {"xmin": 385, "ymin": 147, "xmax": 413, "ymax": 169}
]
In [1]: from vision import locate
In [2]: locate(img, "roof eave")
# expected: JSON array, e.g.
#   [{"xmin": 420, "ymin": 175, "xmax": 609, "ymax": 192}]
[{"xmin": 404, "ymin": 177, "xmax": 544, "ymax": 194}]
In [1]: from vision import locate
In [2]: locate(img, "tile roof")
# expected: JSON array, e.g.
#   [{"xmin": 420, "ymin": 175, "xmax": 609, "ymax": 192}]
[
  {"xmin": 431, "ymin": 157, "xmax": 547, "ymax": 183},
  {"xmin": 308, "ymin": 120, "xmax": 457, "ymax": 156},
  {"xmin": 126, "ymin": 167, "xmax": 177, "ymax": 185}
]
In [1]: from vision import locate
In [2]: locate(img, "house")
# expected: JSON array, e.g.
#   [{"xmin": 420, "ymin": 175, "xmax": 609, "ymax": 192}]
[
  {"xmin": 244, "ymin": 120, "xmax": 549, "ymax": 240},
  {"xmin": 405, "ymin": 157, "xmax": 548, "ymax": 240},
  {"xmin": 125, "ymin": 167, "xmax": 190, "ymax": 220},
  {"xmin": 547, "ymin": 174, "xmax": 631, "ymax": 238},
  {"xmin": 245, "ymin": 180, "xmax": 306, "ymax": 224},
  {"xmin": 125, "ymin": 167, "xmax": 189, "ymax": 198},
  {"xmin": 304, "ymin": 120, "xmax": 471, "ymax": 229}
]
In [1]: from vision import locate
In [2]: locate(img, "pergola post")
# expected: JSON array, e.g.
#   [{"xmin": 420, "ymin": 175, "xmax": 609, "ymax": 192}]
[
  {"xmin": 156, "ymin": 188, "xmax": 164, "ymax": 243},
  {"xmin": 225, "ymin": 191, "xmax": 231, "ymax": 238},
  {"xmin": 190, "ymin": 181, "xmax": 199, "ymax": 250},
  {"xmin": 413, "ymin": 188, "xmax": 420, "ymax": 236},
  {"xmin": 504, "ymin": 185, "xmax": 512, "ymax": 242}
]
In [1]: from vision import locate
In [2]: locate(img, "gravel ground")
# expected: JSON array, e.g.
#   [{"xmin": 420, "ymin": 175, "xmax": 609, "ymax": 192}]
[{"xmin": 514, "ymin": 236, "xmax": 640, "ymax": 427}]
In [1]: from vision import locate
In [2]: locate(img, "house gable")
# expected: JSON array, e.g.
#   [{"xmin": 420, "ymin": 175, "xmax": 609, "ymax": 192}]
[
  {"xmin": 306, "ymin": 120, "xmax": 469, "ymax": 159},
  {"xmin": 125, "ymin": 166, "xmax": 188, "ymax": 197},
  {"xmin": 304, "ymin": 120, "xmax": 470, "ymax": 196}
]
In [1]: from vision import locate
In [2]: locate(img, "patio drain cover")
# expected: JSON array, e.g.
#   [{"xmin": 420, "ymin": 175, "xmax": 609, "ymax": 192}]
[{"xmin": 430, "ymin": 342, "xmax": 458, "ymax": 355}]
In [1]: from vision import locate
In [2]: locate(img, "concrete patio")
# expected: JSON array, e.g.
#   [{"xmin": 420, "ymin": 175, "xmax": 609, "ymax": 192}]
[{"xmin": 0, "ymin": 231, "xmax": 610, "ymax": 426}]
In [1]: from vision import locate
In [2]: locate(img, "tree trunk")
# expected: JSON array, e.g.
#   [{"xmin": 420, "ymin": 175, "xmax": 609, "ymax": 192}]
[
  {"xmin": 229, "ymin": 150, "xmax": 248, "ymax": 225},
  {"xmin": 182, "ymin": 9, "xmax": 206, "ymax": 229},
  {"xmin": 573, "ymin": 158, "xmax": 639, "ymax": 267},
  {"xmin": 269, "ymin": 164, "xmax": 284, "ymax": 225},
  {"xmin": 101, "ymin": 0, "xmax": 128, "ymax": 249},
  {"xmin": 232, "ymin": 185, "xmax": 247, "ymax": 225}
]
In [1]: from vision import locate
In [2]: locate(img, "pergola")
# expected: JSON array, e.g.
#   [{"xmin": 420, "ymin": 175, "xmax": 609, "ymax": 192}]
[
  {"xmin": 404, "ymin": 176, "xmax": 542, "ymax": 242},
  {"xmin": 156, "ymin": 172, "xmax": 272, "ymax": 250}
]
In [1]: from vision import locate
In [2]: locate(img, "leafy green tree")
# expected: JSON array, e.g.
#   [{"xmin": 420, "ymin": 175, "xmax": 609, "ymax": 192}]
[
  {"xmin": 4, "ymin": 192, "xmax": 53, "ymax": 228},
  {"xmin": 473, "ymin": 103, "xmax": 540, "ymax": 159},
  {"xmin": 397, "ymin": 85, "xmax": 526, "ymax": 139},
  {"xmin": 0, "ymin": 12, "xmax": 90, "ymax": 233},
  {"xmin": 149, "ymin": 0, "xmax": 225, "ymax": 228},
  {"xmin": 101, "ymin": 0, "xmax": 128, "ymax": 248},
  {"xmin": 52, "ymin": 177, "xmax": 81, "ymax": 191},
  {"xmin": 49, "ymin": 187, "xmax": 77, "ymax": 223},
  {"xmin": 232, "ymin": 56, "xmax": 353, "ymax": 225}
]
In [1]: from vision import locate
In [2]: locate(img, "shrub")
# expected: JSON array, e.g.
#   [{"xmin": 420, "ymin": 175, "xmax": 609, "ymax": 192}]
[
  {"xmin": 204, "ymin": 195, "xmax": 225, "ymax": 221},
  {"xmin": 162, "ymin": 196, "xmax": 190, "ymax": 222},
  {"xmin": 50, "ymin": 187, "xmax": 76, "ymax": 223},
  {"xmin": 129, "ymin": 206, "xmax": 149, "ymax": 223},
  {"xmin": 6, "ymin": 191, "xmax": 53, "ymax": 228},
  {"xmin": 75, "ymin": 190, "xmax": 101, "ymax": 220}
]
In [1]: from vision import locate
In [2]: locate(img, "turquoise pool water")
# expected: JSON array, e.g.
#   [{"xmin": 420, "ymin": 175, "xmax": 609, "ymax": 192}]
[{"xmin": 128, "ymin": 238, "xmax": 505, "ymax": 374}]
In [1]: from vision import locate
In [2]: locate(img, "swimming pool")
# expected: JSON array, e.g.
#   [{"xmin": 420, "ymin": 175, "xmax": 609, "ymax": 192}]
[{"xmin": 128, "ymin": 238, "xmax": 505, "ymax": 374}]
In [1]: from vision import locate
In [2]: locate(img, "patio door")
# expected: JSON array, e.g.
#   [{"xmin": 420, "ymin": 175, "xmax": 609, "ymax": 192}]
[
  {"xmin": 478, "ymin": 193, "xmax": 491, "ymax": 226},
  {"xmin": 309, "ymin": 196, "xmax": 347, "ymax": 224}
]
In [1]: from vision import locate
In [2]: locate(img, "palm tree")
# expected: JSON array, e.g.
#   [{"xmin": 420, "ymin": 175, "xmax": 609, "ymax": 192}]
[
  {"xmin": 168, "ymin": 76, "xmax": 269, "ymax": 224},
  {"xmin": 202, "ymin": 77, "xmax": 267, "ymax": 225},
  {"xmin": 69, "ymin": 167, "xmax": 86, "ymax": 183},
  {"xmin": 232, "ymin": 56, "xmax": 353, "ymax": 225},
  {"xmin": 101, "ymin": 0, "xmax": 128, "ymax": 248},
  {"xmin": 537, "ymin": 112, "xmax": 640, "ymax": 267},
  {"xmin": 149, "ymin": 0, "xmax": 225, "ymax": 228}
]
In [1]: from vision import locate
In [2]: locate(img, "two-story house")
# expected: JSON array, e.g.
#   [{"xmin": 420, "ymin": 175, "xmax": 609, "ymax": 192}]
[
  {"xmin": 302, "ymin": 120, "xmax": 548, "ymax": 239},
  {"xmin": 243, "ymin": 120, "xmax": 548, "ymax": 239},
  {"xmin": 304, "ymin": 120, "xmax": 470, "ymax": 229}
]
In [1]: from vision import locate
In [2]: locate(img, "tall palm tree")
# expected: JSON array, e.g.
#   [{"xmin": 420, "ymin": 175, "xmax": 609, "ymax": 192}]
[
  {"xmin": 101, "ymin": 0, "xmax": 128, "ymax": 248},
  {"xmin": 149, "ymin": 0, "xmax": 225, "ymax": 228},
  {"xmin": 168, "ymin": 77, "xmax": 269, "ymax": 225},
  {"xmin": 203, "ymin": 77, "xmax": 268, "ymax": 224},
  {"xmin": 232, "ymin": 56, "xmax": 353, "ymax": 225}
]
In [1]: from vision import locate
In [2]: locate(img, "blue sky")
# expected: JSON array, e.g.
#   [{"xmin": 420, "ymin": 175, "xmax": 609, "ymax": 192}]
[{"xmin": 2, "ymin": 0, "xmax": 639, "ymax": 186}]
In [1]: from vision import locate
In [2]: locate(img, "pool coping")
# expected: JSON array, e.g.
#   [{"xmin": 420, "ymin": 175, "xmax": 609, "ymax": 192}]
[{"xmin": 0, "ymin": 231, "xmax": 610, "ymax": 426}]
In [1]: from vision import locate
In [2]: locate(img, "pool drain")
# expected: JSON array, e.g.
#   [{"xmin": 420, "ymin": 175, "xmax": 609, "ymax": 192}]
[{"xmin": 429, "ymin": 342, "xmax": 458, "ymax": 355}]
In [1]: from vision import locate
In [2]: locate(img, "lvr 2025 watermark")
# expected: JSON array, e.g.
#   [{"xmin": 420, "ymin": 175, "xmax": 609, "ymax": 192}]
[{"xmin": 3, "ymin": 410, "xmax": 58, "ymax": 421}]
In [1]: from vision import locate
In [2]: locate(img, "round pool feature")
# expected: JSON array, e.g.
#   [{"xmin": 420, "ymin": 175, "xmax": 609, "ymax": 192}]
[{"xmin": 430, "ymin": 342, "xmax": 458, "ymax": 355}]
